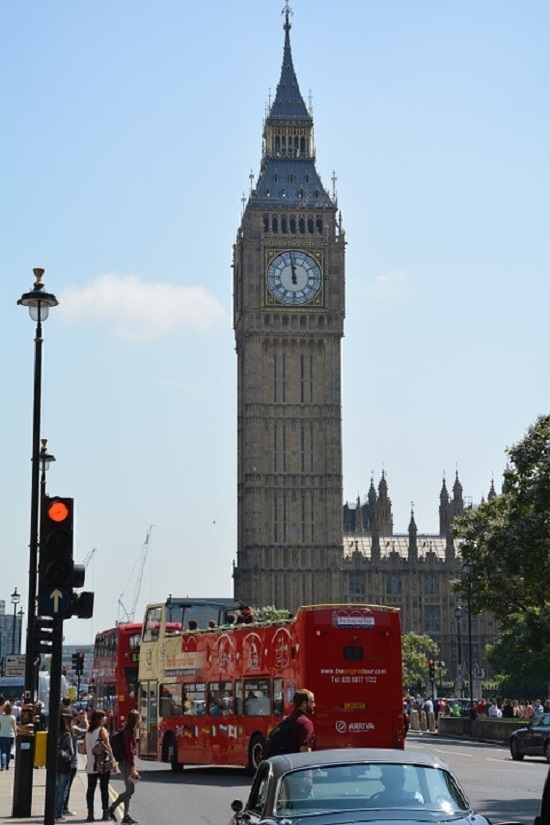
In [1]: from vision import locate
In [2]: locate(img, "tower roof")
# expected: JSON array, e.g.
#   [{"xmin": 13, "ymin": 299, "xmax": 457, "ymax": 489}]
[
  {"xmin": 251, "ymin": 7, "xmax": 333, "ymax": 210},
  {"xmin": 266, "ymin": 7, "xmax": 312, "ymax": 125}
]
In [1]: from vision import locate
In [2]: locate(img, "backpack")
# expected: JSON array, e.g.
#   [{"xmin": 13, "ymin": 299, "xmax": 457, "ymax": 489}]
[
  {"xmin": 92, "ymin": 736, "xmax": 113, "ymax": 774},
  {"xmin": 110, "ymin": 730, "xmax": 126, "ymax": 763},
  {"xmin": 264, "ymin": 715, "xmax": 294, "ymax": 758}
]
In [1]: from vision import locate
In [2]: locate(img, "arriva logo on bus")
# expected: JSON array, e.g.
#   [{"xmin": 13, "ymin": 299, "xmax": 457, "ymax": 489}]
[{"xmin": 336, "ymin": 720, "xmax": 376, "ymax": 733}]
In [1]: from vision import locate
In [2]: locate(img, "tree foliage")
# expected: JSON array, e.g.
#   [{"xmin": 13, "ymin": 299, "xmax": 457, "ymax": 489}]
[
  {"xmin": 453, "ymin": 414, "xmax": 550, "ymax": 656},
  {"xmin": 486, "ymin": 619, "xmax": 550, "ymax": 697},
  {"xmin": 402, "ymin": 632, "xmax": 439, "ymax": 693}
]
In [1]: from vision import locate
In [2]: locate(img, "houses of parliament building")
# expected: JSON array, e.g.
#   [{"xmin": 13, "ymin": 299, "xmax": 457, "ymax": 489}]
[{"xmin": 232, "ymin": 7, "xmax": 497, "ymax": 680}]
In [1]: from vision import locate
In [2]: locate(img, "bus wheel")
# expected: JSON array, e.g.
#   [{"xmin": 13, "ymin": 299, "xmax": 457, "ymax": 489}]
[
  {"xmin": 164, "ymin": 734, "xmax": 183, "ymax": 773},
  {"xmin": 248, "ymin": 733, "xmax": 265, "ymax": 774}
]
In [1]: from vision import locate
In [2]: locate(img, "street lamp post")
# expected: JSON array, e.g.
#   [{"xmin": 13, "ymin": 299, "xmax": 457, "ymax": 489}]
[
  {"xmin": 11, "ymin": 588, "xmax": 20, "ymax": 655},
  {"xmin": 463, "ymin": 561, "xmax": 475, "ymax": 724},
  {"xmin": 454, "ymin": 604, "xmax": 463, "ymax": 697},
  {"xmin": 17, "ymin": 608, "xmax": 24, "ymax": 654},
  {"xmin": 14, "ymin": 269, "xmax": 58, "ymax": 819}
]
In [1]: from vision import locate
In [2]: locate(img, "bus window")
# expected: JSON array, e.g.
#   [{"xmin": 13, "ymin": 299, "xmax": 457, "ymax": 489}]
[
  {"xmin": 244, "ymin": 678, "xmax": 271, "ymax": 716},
  {"xmin": 183, "ymin": 683, "xmax": 206, "ymax": 716},
  {"xmin": 160, "ymin": 684, "xmax": 181, "ymax": 717},
  {"xmin": 273, "ymin": 677, "xmax": 284, "ymax": 716},
  {"xmin": 143, "ymin": 607, "xmax": 162, "ymax": 642},
  {"xmin": 208, "ymin": 681, "xmax": 234, "ymax": 716},
  {"xmin": 235, "ymin": 680, "xmax": 243, "ymax": 715},
  {"xmin": 128, "ymin": 633, "xmax": 141, "ymax": 650},
  {"xmin": 343, "ymin": 646, "xmax": 364, "ymax": 661}
]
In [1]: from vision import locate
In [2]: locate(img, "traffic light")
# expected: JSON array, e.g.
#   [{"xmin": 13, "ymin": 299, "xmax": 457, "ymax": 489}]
[
  {"xmin": 75, "ymin": 651, "xmax": 85, "ymax": 675},
  {"xmin": 33, "ymin": 617, "xmax": 54, "ymax": 655},
  {"xmin": 38, "ymin": 496, "xmax": 86, "ymax": 617},
  {"xmin": 71, "ymin": 652, "xmax": 79, "ymax": 671},
  {"xmin": 428, "ymin": 658, "xmax": 435, "ymax": 680}
]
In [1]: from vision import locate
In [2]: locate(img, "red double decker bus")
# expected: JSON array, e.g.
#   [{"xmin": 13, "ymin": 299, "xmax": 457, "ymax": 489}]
[
  {"xmin": 92, "ymin": 622, "xmax": 141, "ymax": 731},
  {"xmin": 138, "ymin": 602, "xmax": 404, "ymax": 771}
]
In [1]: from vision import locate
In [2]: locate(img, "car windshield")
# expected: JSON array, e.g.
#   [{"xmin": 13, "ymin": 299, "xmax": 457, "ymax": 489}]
[{"xmin": 274, "ymin": 762, "xmax": 470, "ymax": 815}]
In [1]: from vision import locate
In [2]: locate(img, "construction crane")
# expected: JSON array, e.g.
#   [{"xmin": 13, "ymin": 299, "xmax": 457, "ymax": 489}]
[
  {"xmin": 118, "ymin": 525, "xmax": 153, "ymax": 624},
  {"xmin": 82, "ymin": 547, "xmax": 98, "ymax": 568}
]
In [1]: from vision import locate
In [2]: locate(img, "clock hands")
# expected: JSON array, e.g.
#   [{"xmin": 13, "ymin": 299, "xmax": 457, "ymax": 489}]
[{"xmin": 289, "ymin": 251, "xmax": 298, "ymax": 285}]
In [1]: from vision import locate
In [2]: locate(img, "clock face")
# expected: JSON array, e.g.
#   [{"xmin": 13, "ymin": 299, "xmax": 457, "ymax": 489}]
[{"xmin": 267, "ymin": 250, "xmax": 322, "ymax": 305}]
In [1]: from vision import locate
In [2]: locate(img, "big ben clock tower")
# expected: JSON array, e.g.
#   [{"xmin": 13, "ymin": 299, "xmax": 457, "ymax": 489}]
[{"xmin": 233, "ymin": 6, "xmax": 345, "ymax": 612}]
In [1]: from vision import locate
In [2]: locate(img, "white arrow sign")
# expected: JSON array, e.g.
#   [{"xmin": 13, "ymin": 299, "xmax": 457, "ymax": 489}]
[{"xmin": 50, "ymin": 588, "xmax": 64, "ymax": 612}]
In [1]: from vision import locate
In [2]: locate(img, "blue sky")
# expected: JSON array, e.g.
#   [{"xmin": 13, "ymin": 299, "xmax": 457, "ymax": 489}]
[{"xmin": 2, "ymin": 0, "xmax": 548, "ymax": 645}]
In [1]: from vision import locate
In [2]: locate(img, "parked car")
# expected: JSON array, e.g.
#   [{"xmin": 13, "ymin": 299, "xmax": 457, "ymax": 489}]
[
  {"xmin": 230, "ymin": 748, "xmax": 523, "ymax": 825},
  {"xmin": 510, "ymin": 713, "xmax": 550, "ymax": 763}
]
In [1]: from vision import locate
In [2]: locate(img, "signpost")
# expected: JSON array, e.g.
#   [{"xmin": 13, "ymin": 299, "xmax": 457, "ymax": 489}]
[{"xmin": 4, "ymin": 654, "xmax": 26, "ymax": 678}]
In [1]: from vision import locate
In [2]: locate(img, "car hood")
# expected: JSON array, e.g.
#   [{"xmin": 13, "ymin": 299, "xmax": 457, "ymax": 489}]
[{"xmin": 257, "ymin": 810, "xmax": 488, "ymax": 825}]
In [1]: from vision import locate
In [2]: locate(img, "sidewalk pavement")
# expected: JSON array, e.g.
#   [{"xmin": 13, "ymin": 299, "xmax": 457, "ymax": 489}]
[{"xmin": 0, "ymin": 755, "xmax": 122, "ymax": 825}]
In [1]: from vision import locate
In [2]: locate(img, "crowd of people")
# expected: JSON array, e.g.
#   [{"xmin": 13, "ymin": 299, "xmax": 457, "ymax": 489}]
[
  {"xmin": 404, "ymin": 693, "xmax": 550, "ymax": 725},
  {"xmin": 0, "ymin": 692, "xmax": 141, "ymax": 825}
]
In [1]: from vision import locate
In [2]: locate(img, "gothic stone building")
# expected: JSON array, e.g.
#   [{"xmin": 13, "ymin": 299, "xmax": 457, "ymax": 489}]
[
  {"xmin": 232, "ymin": 10, "xmax": 497, "ymax": 681},
  {"xmin": 342, "ymin": 472, "xmax": 498, "ymax": 681}
]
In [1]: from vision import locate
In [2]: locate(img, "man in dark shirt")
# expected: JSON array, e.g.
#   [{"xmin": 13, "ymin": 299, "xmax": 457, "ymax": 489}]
[{"xmin": 288, "ymin": 689, "xmax": 316, "ymax": 752}]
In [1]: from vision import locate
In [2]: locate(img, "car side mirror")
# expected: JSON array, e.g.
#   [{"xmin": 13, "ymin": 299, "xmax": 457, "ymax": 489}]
[{"xmin": 231, "ymin": 799, "xmax": 244, "ymax": 813}]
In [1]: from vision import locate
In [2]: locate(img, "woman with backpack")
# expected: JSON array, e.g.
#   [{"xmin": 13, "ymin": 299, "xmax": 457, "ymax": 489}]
[
  {"xmin": 82, "ymin": 710, "xmax": 116, "ymax": 822},
  {"xmin": 106, "ymin": 709, "xmax": 141, "ymax": 825}
]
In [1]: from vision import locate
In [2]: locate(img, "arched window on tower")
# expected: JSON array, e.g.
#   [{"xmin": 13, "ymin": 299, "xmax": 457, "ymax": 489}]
[
  {"xmin": 281, "ymin": 216, "xmax": 288, "ymax": 233},
  {"xmin": 272, "ymin": 216, "xmax": 278, "ymax": 233},
  {"xmin": 300, "ymin": 137, "xmax": 306, "ymax": 156},
  {"xmin": 263, "ymin": 215, "xmax": 269, "ymax": 232},
  {"xmin": 298, "ymin": 189, "xmax": 304, "ymax": 200},
  {"xmin": 290, "ymin": 216, "xmax": 296, "ymax": 234},
  {"xmin": 316, "ymin": 218, "xmax": 323, "ymax": 234},
  {"xmin": 275, "ymin": 135, "xmax": 281, "ymax": 156},
  {"xmin": 281, "ymin": 135, "xmax": 287, "ymax": 157},
  {"xmin": 307, "ymin": 217, "xmax": 314, "ymax": 233},
  {"xmin": 299, "ymin": 216, "xmax": 305, "ymax": 233}
]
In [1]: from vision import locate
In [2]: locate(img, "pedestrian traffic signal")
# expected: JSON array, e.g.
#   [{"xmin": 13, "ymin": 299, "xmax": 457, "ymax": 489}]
[
  {"xmin": 75, "ymin": 651, "xmax": 85, "ymax": 675},
  {"xmin": 33, "ymin": 617, "xmax": 54, "ymax": 655},
  {"xmin": 38, "ymin": 496, "xmax": 86, "ymax": 616},
  {"xmin": 427, "ymin": 658, "xmax": 435, "ymax": 680}
]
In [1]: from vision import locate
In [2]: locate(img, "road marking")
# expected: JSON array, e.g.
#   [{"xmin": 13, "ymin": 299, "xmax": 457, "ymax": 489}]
[{"xmin": 407, "ymin": 742, "xmax": 472, "ymax": 759}]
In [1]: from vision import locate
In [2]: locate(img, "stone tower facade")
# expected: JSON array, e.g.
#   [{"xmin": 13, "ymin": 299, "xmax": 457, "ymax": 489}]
[{"xmin": 232, "ymin": 10, "xmax": 345, "ymax": 611}]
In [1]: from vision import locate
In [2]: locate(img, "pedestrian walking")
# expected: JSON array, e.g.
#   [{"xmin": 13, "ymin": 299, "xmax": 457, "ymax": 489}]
[
  {"xmin": 107, "ymin": 709, "xmax": 141, "ymax": 825},
  {"xmin": 82, "ymin": 710, "xmax": 116, "ymax": 822},
  {"xmin": 0, "ymin": 701, "xmax": 17, "ymax": 771},
  {"xmin": 55, "ymin": 713, "xmax": 74, "ymax": 821},
  {"xmin": 63, "ymin": 709, "xmax": 89, "ymax": 816},
  {"xmin": 288, "ymin": 688, "xmax": 316, "ymax": 752}
]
